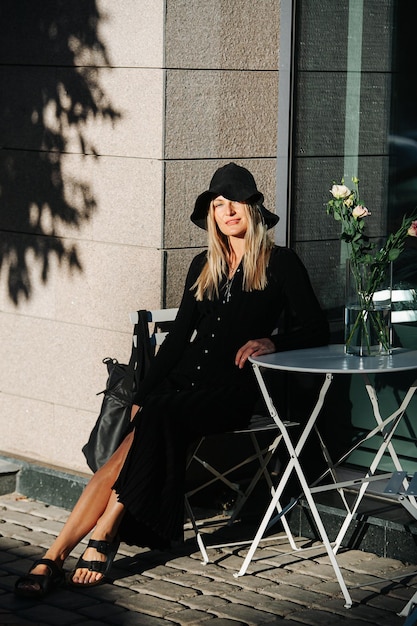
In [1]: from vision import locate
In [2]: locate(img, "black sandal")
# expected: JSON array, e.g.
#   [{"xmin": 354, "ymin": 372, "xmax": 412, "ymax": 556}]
[
  {"xmin": 14, "ymin": 558, "xmax": 64, "ymax": 598},
  {"xmin": 67, "ymin": 537, "xmax": 120, "ymax": 587}
]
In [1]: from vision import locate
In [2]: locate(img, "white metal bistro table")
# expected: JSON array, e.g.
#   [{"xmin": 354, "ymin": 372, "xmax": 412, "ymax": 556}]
[{"xmin": 238, "ymin": 344, "xmax": 417, "ymax": 608}]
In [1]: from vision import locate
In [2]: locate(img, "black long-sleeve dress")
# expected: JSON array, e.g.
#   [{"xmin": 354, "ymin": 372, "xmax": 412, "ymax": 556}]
[{"xmin": 113, "ymin": 246, "xmax": 329, "ymax": 548}]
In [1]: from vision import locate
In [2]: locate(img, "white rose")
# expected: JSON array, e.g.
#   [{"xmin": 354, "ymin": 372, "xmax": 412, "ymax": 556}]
[
  {"xmin": 330, "ymin": 184, "xmax": 351, "ymax": 199},
  {"xmin": 352, "ymin": 205, "xmax": 370, "ymax": 218}
]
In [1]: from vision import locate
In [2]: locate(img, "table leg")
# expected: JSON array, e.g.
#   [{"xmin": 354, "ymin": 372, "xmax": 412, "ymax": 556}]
[
  {"xmin": 235, "ymin": 366, "xmax": 353, "ymax": 608},
  {"xmin": 333, "ymin": 375, "xmax": 417, "ymax": 553}
]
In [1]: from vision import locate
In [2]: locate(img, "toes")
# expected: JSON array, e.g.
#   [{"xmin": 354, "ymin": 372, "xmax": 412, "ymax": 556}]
[
  {"xmin": 72, "ymin": 568, "xmax": 103, "ymax": 585},
  {"xmin": 85, "ymin": 571, "xmax": 102, "ymax": 585}
]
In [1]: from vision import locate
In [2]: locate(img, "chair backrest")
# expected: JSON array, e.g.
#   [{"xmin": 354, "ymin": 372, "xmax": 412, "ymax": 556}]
[
  {"xmin": 129, "ymin": 307, "xmax": 284, "ymax": 430},
  {"xmin": 130, "ymin": 308, "xmax": 179, "ymax": 348},
  {"xmin": 392, "ymin": 288, "xmax": 417, "ymax": 323}
]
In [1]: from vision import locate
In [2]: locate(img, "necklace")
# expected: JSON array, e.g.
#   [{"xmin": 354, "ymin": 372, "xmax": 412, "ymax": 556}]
[
  {"xmin": 223, "ymin": 267, "xmax": 240, "ymax": 303},
  {"xmin": 224, "ymin": 274, "xmax": 235, "ymax": 302}
]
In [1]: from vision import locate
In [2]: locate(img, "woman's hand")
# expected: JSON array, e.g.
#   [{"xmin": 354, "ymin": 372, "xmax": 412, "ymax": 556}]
[
  {"xmin": 130, "ymin": 404, "xmax": 140, "ymax": 421},
  {"xmin": 235, "ymin": 338, "xmax": 275, "ymax": 369}
]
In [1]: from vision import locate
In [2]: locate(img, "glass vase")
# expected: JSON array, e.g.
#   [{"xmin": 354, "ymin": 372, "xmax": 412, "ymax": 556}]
[{"xmin": 344, "ymin": 260, "xmax": 392, "ymax": 356}]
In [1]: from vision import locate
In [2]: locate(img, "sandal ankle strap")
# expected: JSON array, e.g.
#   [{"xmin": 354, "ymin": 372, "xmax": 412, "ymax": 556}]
[{"xmin": 87, "ymin": 539, "xmax": 113, "ymax": 555}]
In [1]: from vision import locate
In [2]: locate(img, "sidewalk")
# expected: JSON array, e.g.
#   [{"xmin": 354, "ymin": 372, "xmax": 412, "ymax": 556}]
[{"xmin": 1, "ymin": 492, "xmax": 417, "ymax": 626}]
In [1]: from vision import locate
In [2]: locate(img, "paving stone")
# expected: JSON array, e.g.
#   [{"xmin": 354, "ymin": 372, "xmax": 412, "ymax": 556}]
[
  {"xmin": 235, "ymin": 593, "xmax": 301, "ymax": 618},
  {"xmin": 349, "ymin": 556, "xmax": 410, "ymax": 576},
  {"xmin": 330, "ymin": 549, "xmax": 375, "ymax": 567},
  {"xmin": 182, "ymin": 595, "xmax": 230, "ymax": 611},
  {"xmin": 13, "ymin": 603, "xmax": 82, "ymax": 625},
  {"xmin": 129, "ymin": 578, "xmax": 200, "ymax": 601},
  {"xmin": 307, "ymin": 578, "xmax": 360, "ymax": 601},
  {"xmin": 130, "ymin": 564, "xmax": 182, "ymax": 579},
  {"xmin": 112, "ymin": 573, "xmax": 150, "ymax": 588},
  {"xmin": 244, "ymin": 583, "xmax": 286, "ymax": 599},
  {"xmin": 0, "ymin": 537, "xmax": 28, "ymax": 551},
  {"xmin": 166, "ymin": 556, "xmax": 224, "ymax": 578},
  {"xmin": 324, "ymin": 599, "xmax": 399, "ymax": 622},
  {"xmin": 264, "ymin": 571, "xmax": 321, "ymax": 590},
  {"xmin": 47, "ymin": 587, "xmax": 102, "ymax": 610},
  {"xmin": 0, "ymin": 510, "xmax": 47, "ymax": 527},
  {"xmin": 0, "ymin": 573, "xmax": 21, "ymax": 593},
  {"xmin": 108, "ymin": 614, "xmax": 168, "ymax": 626},
  {"xmin": 70, "ymin": 622, "xmax": 114, "ymax": 626},
  {"xmin": 4, "ymin": 555, "xmax": 46, "ymax": 577},
  {"xmin": 214, "ymin": 553, "xmax": 268, "ymax": 574},
  {"xmin": 365, "ymin": 592, "xmax": 406, "ymax": 613},
  {"xmin": 227, "ymin": 589, "xmax": 297, "ymax": 614},
  {"xmin": 335, "ymin": 569, "xmax": 384, "ymax": 588},
  {"xmin": 233, "ymin": 574, "xmax": 281, "ymax": 592},
  {"xmin": 115, "ymin": 589, "xmax": 183, "ymax": 617},
  {"xmin": 0, "ymin": 525, "xmax": 54, "ymax": 549},
  {"xmin": 6, "ymin": 545, "xmax": 44, "ymax": 560},
  {"xmin": 250, "ymin": 551, "xmax": 306, "ymax": 569},
  {"xmin": 253, "ymin": 567, "xmax": 292, "ymax": 585},
  {"xmin": 77, "ymin": 601, "xmax": 129, "ymax": 621},
  {"xmin": 0, "ymin": 551, "xmax": 22, "ymax": 565},
  {"xmin": 184, "ymin": 578, "xmax": 239, "ymax": 597},
  {"xmin": 0, "ymin": 610, "xmax": 35, "ymax": 625},
  {"xmin": 28, "ymin": 518, "xmax": 65, "ymax": 535},
  {"xmin": 321, "ymin": 548, "xmax": 375, "ymax": 565},
  {"xmin": 286, "ymin": 607, "xmax": 355, "ymax": 625},
  {"xmin": 314, "ymin": 595, "xmax": 363, "ymax": 614},
  {"xmin": 117, "ymin": 543, "xmax": 146, "ymax": 557},
  {"xmin": 213, "ymin": 602, "xmax": 282, "ymax": 625},
  {"xmin": 165, "ymin": 607, "xmax": 215, "ymax": 624},
  {"xmin": 0, "ymin": 590, "xmax": 37, "ymax": 615},
  {"xmin": 160, "ymin": 570, "xmax": 216, "ymax": 590},
  {"xmin": 1, "ymin": 493, "xmax": 417, "ymax": 624},
  {"xmin": 284, "ymin": 560, "xmax": 335, "ymax": 581},
  {"xmin": 71, "ymin": 582, "xmax": 135, "ymax": 603},
  {"xmin": 273, "ymin": 584, "xmax": 336, "ymax": 607},
  {"xmin": 387, "ymin": 582, "xmax": 417, "ymax": 602},
  {"xmin": 204, "ymin": 617, "xmax": 247, "ymax": 626}
]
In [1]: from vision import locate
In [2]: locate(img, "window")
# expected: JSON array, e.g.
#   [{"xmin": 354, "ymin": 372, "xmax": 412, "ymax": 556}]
[{"xmin": 290, "ymin": 0, "xmax": 396, "ymax": 335}]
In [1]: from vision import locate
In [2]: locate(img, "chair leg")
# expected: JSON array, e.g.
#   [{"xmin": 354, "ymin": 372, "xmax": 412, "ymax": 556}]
[
  {"xmin": 184, "ymin": 495, "xmax": 209, "ymax": 564},
  {"xmin": 228, "ymin": 432, "xmax": 281, "ymax": 524},
  {"xmin": 184, "ymin": 426, "xmax": 286, "ymax": 564}
]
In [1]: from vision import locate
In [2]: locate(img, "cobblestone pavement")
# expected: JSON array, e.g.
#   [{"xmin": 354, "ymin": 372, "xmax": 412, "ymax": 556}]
[{"xmin": 1, "ymin": 492, "xmax": 417, "ymax": 625}]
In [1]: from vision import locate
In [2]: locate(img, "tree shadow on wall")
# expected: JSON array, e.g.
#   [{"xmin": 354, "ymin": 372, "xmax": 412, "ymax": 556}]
[{"xmin": 0, "ymin": 0, "xmax": 121, "ymax": 304}]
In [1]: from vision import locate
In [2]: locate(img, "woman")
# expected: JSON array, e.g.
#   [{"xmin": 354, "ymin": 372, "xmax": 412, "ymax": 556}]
[{"xmin": 15, "ymin": 162, "xmax": 329, "ymax": 597}]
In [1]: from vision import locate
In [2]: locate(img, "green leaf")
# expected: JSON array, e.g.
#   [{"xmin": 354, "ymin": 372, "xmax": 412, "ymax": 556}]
[{"xmin": 388, "ymin": 249, "xmax": 401, "ymax": 261}]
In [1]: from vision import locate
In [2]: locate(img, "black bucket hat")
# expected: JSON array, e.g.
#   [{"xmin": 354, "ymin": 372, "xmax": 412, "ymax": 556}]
[{"xmin": 190, "ymin": 162, "xmax": 279, "ymax": 230}]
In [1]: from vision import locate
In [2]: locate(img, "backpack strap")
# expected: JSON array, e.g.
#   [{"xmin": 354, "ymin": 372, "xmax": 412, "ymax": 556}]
[{"xmin": 121, "ymin": 310, "xmax": 154, "ymax": 396}]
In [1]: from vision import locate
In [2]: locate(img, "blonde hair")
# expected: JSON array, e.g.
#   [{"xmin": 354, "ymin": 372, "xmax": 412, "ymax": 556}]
[{"xmin": 193, "ymin": 202, "xmax": 274, "ymax": 301}]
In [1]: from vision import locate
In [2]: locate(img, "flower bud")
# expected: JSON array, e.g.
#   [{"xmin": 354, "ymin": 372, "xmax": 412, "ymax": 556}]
[
  {"xmin": 408, "ymin": 220, "xmax": 417, "ymax": 236},
  {"xmin": 352, "ymin": 205, "xmax": 370, "ymax": 219}
]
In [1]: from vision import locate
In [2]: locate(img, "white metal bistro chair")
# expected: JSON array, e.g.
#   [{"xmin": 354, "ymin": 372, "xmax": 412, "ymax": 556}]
[{"xmin": 129, "ymin": 308, "xmax": 295, "ymax": 564}]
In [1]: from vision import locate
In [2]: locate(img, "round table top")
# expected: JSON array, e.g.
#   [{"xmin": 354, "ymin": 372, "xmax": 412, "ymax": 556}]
[{"xmin": 249, "ymin": 344, "xmax": 417, "ymax": 374}]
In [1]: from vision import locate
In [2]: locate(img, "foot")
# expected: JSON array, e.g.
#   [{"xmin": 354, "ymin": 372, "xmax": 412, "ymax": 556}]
[
  {"xmin": 15, "ymin": 558, "xmax": 64, "ymax": 598},
  {"xmin": 69, "ymin": 537, "xmax": 119, "ymax": 587}
]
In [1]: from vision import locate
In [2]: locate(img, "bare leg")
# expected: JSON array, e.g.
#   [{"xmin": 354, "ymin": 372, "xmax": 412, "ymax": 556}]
[
  {"xmin": 70, "ymin": 488, "xmax": 125, "ymax": 585},
  {"xmin": 16, "ymin": 430, "xmax": 134, "ymax": 592}
]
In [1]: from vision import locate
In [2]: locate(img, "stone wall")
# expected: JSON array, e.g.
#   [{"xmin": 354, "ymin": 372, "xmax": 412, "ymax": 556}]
[{"xmin": 0, "ymin": 0, "xmax": 281, "ymax": 473}]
